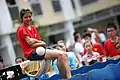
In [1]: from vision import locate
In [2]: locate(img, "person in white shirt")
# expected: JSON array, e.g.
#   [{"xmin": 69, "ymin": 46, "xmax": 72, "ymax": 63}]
[
  {"xmin": 99, "ymin": 31, "xmax": 106, "ymax": 46},
  {"xmin": 73, "ymin": 31, "xmax": 84, "ymax": 67}
]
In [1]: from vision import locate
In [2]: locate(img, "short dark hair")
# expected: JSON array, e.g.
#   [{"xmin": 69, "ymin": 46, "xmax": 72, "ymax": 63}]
[
  {"xmin": 74, "ymin": 36, "xmax": 78, "ymax": 42},
  {"xmin": 73, "ymin": 31, "xmax": 79, "ymax": 41},
  {"xmin": 20, "ymin": 8, "xmax": 32, "ymax": 22},
  {"xmin": 0, "ymin": 56, "xmax": 3, "ymax": 63},
  {"xmin": 83, "ymin": 40, "xmax": 92, "ymax": 48},
  {"xmin": 106, "ymin": 23, "xmax": 117, "ymax": 30},
  {"xmin": 73, "ymin": 31, "xmax": 79, "ymax": 37},
  {"xmin": 15, "ymin": 57, "xmax": 24, "ymax": 62},
  {"xmin": 82, "ymin": 32, "xmax": 91, "ymax": 39}
]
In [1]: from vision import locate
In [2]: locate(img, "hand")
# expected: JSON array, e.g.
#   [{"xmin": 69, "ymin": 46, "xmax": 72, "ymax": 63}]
[
  {"xmin": 88, "ymin": 28, "xmax": 93, "ymax": 32},
  {"xmin": 27, "ymin": 38, "xmax": 36, "ymax": 45},
  {"xmin": 88, "ymin": 28, "xmax": 97, "ymax": 33},
  {"xmin": 39, "ymin": 41, "xmax": 46, "ymax": 46}
]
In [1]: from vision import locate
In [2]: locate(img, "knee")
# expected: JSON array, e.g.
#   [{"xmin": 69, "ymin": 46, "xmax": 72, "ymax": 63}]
[
  {"xmin": 57, "ymin": 51, "xmax": 68, "ymax": 60},
  {"xmin": 36, "ymin": 47, "xmax": 45, "ymax": 56}
]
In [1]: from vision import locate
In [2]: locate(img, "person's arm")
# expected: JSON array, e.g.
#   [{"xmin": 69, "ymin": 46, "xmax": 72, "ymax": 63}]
[
  {"xmin": 95, "ymin": 53, "xmax": 101, "ymax": 61},
  {"xmin": 30, "ymin": 42, "xmax": 46, "ymax": 48},
  {"xmin": 25, "ymin": 36, "xmax": 46, "ymax": 48},
  {"xmin": 97, "ymin": 43, "xmax": 105, "ymax": 58},
  {"xmin": 88, "ymin": 28, "xmax": 99, "ymax": 43}
]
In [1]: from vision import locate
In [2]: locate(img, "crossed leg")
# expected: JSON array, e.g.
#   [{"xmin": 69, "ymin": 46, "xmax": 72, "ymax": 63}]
[{"xmin": 36, "ymin": 47, "xmax": 71, "ymax": 79}]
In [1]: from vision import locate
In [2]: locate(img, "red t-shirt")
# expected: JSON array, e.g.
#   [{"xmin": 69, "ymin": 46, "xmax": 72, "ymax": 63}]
[
  {"xmin": 92, "ymin": 43, "xmax": 104, "ymax": 55},
  {"xmin": 83, "ymin": 42, "xmax": 104, "ymax": 62},
  {"xmin": 104, "ymin": 37, "xmax": 120, "ymax": 57},
  {"xmin": 17, "ymin": 24, "xmax": 41, "ymax": 58},
  {"xmin": 83, "ymin": 42, "xmax": 104, "ymax": 55}
]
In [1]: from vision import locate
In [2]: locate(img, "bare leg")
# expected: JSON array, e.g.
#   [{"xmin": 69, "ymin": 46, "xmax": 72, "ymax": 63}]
[
  {"xmin": 44, "ymin": 49, "xmax": 71, "ymax": 79},
  {"xmin": 57, "ymin": 53, "xmax": 71, "ymax": 79}
]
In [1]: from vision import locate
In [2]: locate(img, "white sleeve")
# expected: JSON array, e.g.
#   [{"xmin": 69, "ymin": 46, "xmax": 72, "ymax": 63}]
[
  {"xmin": 74, "ymin": 42, "xmax": 84, "ymax": 54},
  {"xmin": 91, "ymin": 32, "xmax": 96, "ymax": 44},
  {"xmin": 82, "ymin": 55, "xmax": 87, "ymax": 62}
]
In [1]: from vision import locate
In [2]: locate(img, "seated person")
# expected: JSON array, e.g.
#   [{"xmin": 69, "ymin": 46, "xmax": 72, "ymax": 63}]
[
  {"xmin": 73, "ymin": 31, "xmax": 84, "ymax": 66},
  {"xmin": 16, "ymin": 9, "xmax": 71, "ymax": 79},
  {"xmin": 82, "ymin": 41, "xmax": 100, "ymax": 66},
  {"xmin": 15, "ymin": 57, "xmax": 53, "ymax": 79},
  {"xmin": 82, "ymin": 32, "xmax": 105, "ymax": 62},
  {"xmin": 53, "ymin": 40, "xmax": 78, "ymax": 74},
  {"xmin": 15, "ymin": 57, "xmax": 25, "ymax": 64},
  {"xmin": 15, "ymin": 57, "xmax": 31, "ymax": 80}
]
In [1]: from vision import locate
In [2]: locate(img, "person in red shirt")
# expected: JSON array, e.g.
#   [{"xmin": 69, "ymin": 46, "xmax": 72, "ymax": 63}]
[
  {"xmin": 16, "ymin": 9, "xmax": 71, "ymax": 79},
  {"xmin": 82, "ymin": 32, "xmax": 105, "ymax": 62},
  {"xmin": 104, "ymin": 23, "xmax": 120, "ymax": 59}
]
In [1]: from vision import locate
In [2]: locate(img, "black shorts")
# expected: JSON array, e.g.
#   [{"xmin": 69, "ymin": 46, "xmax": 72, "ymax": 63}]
[{"xmin": 27, "ymin": 50, "xmax": 46, "ymax": 61}]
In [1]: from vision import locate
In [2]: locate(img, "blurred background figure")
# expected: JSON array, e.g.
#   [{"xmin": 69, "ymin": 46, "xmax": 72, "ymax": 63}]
[
  {"xmin": 53, "ymin": 40, "xmax": 78, "ymax": 74},
  {"xmin": 82, "ymin": 41, "xmax": 100, "ymax": 66},
  {"xmin": 73, "ymin": 31, "xmax": 84, "ymax": 66},
  {"xmin": 104, "ymin": 23, "xmax": 120, "ymax": 60},
  {"xmin": 82, "ymin": 32, "xmax": 105, "ymax": 62},
  {"xmin": 15, "ymin": 57, "xmax": 31, "ymax": 80},
  {"xmin": 98, "ymin": 31, "xmax": 107, "ymax": 46},
  {"xmin": 15, "ymin": 57, "xmax": 25, "ymax": 64},
  {"xmin": 86, "ymin": 27, "xmax": 100, "ymax": 44}
]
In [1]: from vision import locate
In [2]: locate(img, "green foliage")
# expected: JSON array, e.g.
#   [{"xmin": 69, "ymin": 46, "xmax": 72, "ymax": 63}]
[
  {"xmin": 32, "ymin": 20, "xmax": 48, "ymax": 42},
  {"xmin": 117, "ymin": 31, "xmax": 120, "ymax": 37},
  {"xmin": 37, "ymin": 26, "xmax": 48, "ymax": 42}
]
